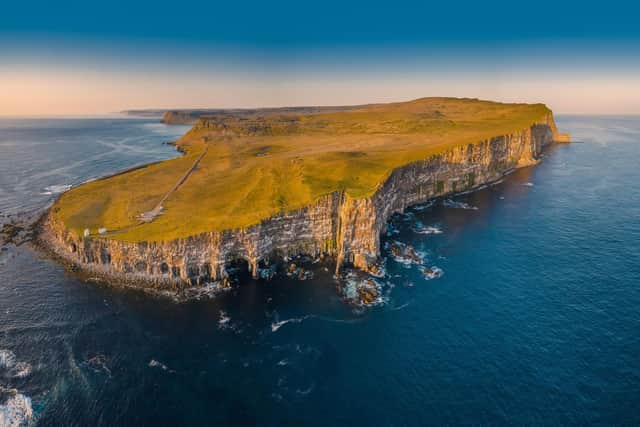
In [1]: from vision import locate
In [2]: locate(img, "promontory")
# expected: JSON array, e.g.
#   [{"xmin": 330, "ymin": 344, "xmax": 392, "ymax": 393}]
[{"xmin": 39, "ymin": 97, "xmax": 569, "ymax": 288}]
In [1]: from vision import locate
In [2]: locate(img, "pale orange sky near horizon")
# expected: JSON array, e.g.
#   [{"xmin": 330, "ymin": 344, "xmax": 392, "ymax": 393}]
[{"xmin": 2, "ymin": 67, "xmax": 640, "ymax": 116}]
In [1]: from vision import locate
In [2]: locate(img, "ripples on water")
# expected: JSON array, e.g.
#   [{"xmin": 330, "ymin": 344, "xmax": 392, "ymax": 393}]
[
  {"xmin": 1, "ymin": 116, "xmax": 639, "ymax": 425},
  {"xmin": 0, "ymin": 118, "xmax": 187, "ymax": 216}
]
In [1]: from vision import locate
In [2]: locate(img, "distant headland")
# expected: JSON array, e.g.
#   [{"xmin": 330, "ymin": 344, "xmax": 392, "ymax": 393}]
[{"xmin": 123, "ymin": 104, "xmax": 390, "ymax": 125}]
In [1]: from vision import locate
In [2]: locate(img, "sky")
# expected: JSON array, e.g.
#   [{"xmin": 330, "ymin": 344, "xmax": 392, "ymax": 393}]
[{"xmin": 1, "ymin": 0, "xmax": 639, "ymax": 115}]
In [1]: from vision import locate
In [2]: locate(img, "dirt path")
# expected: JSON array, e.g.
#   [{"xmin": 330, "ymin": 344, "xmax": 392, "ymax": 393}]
[{"xmin": 139, "ymin": 145, "xmax": 209, "ymax": 223}]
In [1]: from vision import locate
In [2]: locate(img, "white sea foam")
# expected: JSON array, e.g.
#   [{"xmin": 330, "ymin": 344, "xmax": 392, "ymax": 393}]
[
  {"xmin": 342, "ymin": 276, "xmax": 359, "ymax": 300},
  {"xmin": 442, "ymin": 199, "xmax": 478, "ymax": 210},
  {"xmin": 338, "ymin": 272, "xmax": 387, "ymax": 306},
  {"xmin": 218, "ymin": 311, "xmax": 231, "ymax": 329},
  {"xmin": 412, "ymin": 200, "xmax": 435, "ymax": 211},
  {"xmin": 412, "ymin": 222, "xmax": 443, "ymax": 235},
  {"xmin": 0, "ymin": 391, "xmax": 33, "ymax": 427},
  {"xmin": 43, "ymin": 184, "xmax": 72, "ymax": 194},
  {"xmin": 389, "ymin": 301, "xmax": 412, "ymax": 311},
  {"xmin": 522, "ymin": 182, "xmax": 535, "ymax": 187},
  {"xmin": 271, "ymin": 315, "xmax": 311, "ymax": 333},
  {"xmin": 165, "ymin": 280, "xmax": 233, "ymax": 302},
  {"xmin": 401, "ymin": 211, "xmax": 416, "ymax": 221},
  {"xmin": 0, "ymin": 350, "xmax": 16, "ymax": 369},
  {"xmin": 148, "ymin": 359, "xmax": 172, "ymax": 372},
  {"xmin": 0, "ymin": 350, "xmax": 31, "ymax": 380},
  {"xmin": 11, "ymin": 363, "xmax": 31, "ymax": 379},
  {"xmin": 369, "ymin": 266, "xmax": 387, "ymax": 279},
  {"xmin": 81, "ymin": 177, "xmax": 98, "ymax": 185},
  {"xmin": 296, "ymin": 384, "xmax": 315, "ymax": 396}
]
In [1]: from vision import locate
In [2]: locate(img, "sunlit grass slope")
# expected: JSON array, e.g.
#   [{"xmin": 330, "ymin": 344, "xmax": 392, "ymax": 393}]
[{"xmin": 52, "ymin": 97, "xmax": 551, "ymax": 241}]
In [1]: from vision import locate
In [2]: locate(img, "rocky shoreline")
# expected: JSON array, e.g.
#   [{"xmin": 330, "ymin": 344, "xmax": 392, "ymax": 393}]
[{"xmin": 37, "ymin": 113, "xmax": 563, "ymax": 291}]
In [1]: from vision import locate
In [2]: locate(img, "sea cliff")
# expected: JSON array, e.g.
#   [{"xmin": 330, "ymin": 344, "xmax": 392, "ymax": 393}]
[
  {"xmin": 161, "ymin": 111, "xmax": 202, "ymax": 125},
  {"xmin": 38, "ymin": 113, "xmax": 560, "ymax": 289}
]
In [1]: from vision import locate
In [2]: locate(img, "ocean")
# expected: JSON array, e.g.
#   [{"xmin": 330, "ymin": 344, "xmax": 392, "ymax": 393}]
[{"xmin": 0, "ymin": 115, "xmax": 639, "ymax": 426}]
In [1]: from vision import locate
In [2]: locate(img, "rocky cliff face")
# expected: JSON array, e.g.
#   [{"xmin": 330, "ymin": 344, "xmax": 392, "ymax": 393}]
[
  {"xmin": 40, "ymin": 114, "xmax": 559, "ymax": 289},
  {"xmin": 161, "ymin": 111, "xmax": 202, "ymax": 125}
]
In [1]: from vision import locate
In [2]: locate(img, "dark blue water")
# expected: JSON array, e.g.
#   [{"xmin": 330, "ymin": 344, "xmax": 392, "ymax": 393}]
[{"xmin": 1, "ymin": 116, "xmax": 639, "ymax": 426}]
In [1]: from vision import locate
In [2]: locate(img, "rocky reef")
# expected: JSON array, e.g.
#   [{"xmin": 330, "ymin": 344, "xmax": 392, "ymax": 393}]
[{"xmin": 38, "ymin": 113, "xmax": 561, "ymax": 289}]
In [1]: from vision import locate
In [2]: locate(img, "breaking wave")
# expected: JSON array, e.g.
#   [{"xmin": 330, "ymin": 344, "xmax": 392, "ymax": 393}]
[
  {"xmin": 0, "ymin": 350, "xmax": 32, "ymax": 379},
  {"xmin": 0, "ymin": 350, "xmax": 16, "ymax": 369},
  {"xmin": 388, "ymin": 301, "xmax": 412, "ymax": 311},
  {"xmin": 148, "ymin": 359, "xmax": 173, "ymax": 373},
  {"xmin": 442, "ymin": 199, "xmax": 478, "ymax": 210},
  {"xmin": 296, "ymin": 384, "xmax": 315, "ymax": 396},
  {"xmin": 411, "ymin": 200, "xmax": 436, "ymax": 211},
  {"xmin": 271, "ymin": 315, "xmax": 312, "ymax": 333},
  {"xmin": 218, "ymin": 311, "xmax": 231, "ymax": 329},
  {"xmin": 401, "ymin": 211, "xmax": 416, "ymax": 222},
  {"xmin": 0, "ymin": 388, "xmax": 34, "ymax": 427},
  {"xmin": 153, "ymin": 280, "xmax": 233, "ymax": 302},
  {"xmin": 412, "ymin": 222, "xmax": 443, "ymax": 235},
  {"xmin": 11, "ymin": 363, "xmax": 31, "ymax": 379},
  {"xmin": 40, "ymin": 184, "xmax": 72, "ymax": 195}
]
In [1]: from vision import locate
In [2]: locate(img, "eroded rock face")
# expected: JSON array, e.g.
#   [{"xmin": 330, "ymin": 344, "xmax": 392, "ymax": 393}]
[
  {"xmin": 39, "ymin": 115, "xmax": 558, "ymax": 289},
  {"xmin": 161, "ymin": 111, "xmax": 201, "ymax": 125}
]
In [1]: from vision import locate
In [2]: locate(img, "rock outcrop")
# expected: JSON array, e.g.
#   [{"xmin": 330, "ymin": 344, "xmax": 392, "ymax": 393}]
[{"xmin": 39, "ymin": 113, "xmax": 561, "ymax": 289}]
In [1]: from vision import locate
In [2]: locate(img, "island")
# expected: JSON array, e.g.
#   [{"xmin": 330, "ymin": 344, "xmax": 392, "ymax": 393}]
[{"xmin": 40, "ymin": 97, "xmax": 569, "ymax": 289}]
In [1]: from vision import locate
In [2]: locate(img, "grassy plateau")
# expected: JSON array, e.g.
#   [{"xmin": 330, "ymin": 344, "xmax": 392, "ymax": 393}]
[{"xmin": 52, "ymin": 97, "xmax": 551, "ymax": 242}]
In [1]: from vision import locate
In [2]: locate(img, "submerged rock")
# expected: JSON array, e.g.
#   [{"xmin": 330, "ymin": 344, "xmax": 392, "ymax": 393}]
[
  {"xmin": 357, "ymin": 281, "xmax": 379, "ymax": 305},
  {"xmin": 422, "ymin": 266, "xmax": 444, "ymax": 280},
  {"xmin": 386, "ymin": 241, "xmax": 423, "ymax": 265},
  {"xmin": 336, "ymin": 270, "xmax": 384, "ymax": 306}
]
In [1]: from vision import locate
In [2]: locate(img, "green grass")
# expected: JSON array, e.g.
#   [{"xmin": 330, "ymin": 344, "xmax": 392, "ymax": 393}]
[{"xmin": 52, "ymin": 97, "xmax": 551, "ymax": 242}]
